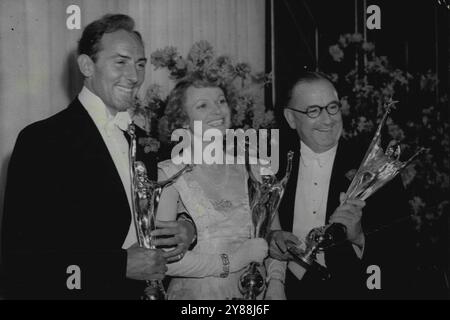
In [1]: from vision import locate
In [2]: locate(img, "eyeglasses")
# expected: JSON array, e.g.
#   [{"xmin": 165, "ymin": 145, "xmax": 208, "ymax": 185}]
[{"xmin": 286, "ymin": 101, "xmax": 341, "ymax": 119}]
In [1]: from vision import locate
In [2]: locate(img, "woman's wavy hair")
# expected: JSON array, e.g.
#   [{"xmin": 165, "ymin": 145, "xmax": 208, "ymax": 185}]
[{"xmin": 163, "ymin": 72, "xmax": 237, "ymax": 138}]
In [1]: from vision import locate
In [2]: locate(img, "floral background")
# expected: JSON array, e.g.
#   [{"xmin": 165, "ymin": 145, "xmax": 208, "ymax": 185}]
[
  {"xmin": 328, "ymin": 33, "xmax": 449, "ymax": 293},
  {"xmin": 131, "ymin": 40, "xmax": 274, "ymax": 156},
  {"xmin": 133, "ymin": 35, "xmax": 448, "ymax": 295}
]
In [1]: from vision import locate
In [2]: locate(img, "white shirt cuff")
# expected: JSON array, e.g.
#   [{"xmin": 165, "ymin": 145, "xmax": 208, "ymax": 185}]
[{"xmin": 352, "ymin": 243, "xmax": 365, "ymax": 259}]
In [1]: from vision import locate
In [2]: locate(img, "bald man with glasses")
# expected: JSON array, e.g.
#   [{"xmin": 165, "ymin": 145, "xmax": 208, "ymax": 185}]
[{"xmin": 268, "ymin": 72, "xmax": 416, "ymax": 300}]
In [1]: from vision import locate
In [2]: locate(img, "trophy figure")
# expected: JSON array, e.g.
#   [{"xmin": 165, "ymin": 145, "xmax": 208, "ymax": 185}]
[
  {"xmin": 287, "ymin": 99, "xmax": 425, "ymax": 277},
  {"xmin": 238, "ymin": 150, "xmax": 294, "ymax": 300},
  {"xmin": 128, "ymin": 122, "xmax": 193, "ymax": 300}
]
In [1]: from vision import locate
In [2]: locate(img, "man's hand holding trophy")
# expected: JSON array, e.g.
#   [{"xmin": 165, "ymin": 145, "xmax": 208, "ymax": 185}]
[
  {"xmin": 127, "ymin": 122, "xmax": 193, "ymax": 300},
  {"xmin": 284, "ymin": 99, "xmax": 426, "ymax": 279}
]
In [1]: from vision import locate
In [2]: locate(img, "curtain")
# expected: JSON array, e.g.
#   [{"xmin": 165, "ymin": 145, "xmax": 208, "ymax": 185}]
[{"xmin": 0, "ymin": 0, "xmax": 265, "ymax": 256}]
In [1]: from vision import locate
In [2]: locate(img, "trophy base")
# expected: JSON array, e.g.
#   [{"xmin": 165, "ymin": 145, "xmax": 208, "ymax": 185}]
[
  {"xmin": 141, "ymin": 281, "xmax": 167, "ymax": 300},
  {"xmin": 287, "ymin": 244, "xmax": 331, "ymax": 281},
  {"xmin": 238, "ymin": 263, "xmax": 266, "ymax": 300}
]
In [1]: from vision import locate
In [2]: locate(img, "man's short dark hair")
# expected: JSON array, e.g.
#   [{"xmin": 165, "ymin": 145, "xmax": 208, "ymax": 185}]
[
  {"xmin": 285, "ymin": 71, "xmax": 334, "ymax": 107},
  {"xmin": 77, "ymin": 14, "xmax": 143, "ymax": 62}
]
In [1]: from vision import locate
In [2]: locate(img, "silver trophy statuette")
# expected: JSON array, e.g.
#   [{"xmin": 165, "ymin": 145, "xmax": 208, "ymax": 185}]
[
  {"xmin": 237, "ymin": 150, "xmax": 294, "ymax": 300},
  {"xmin": 287, "ymin": 99, "xmax": 425, "ymax": 278},
  {"xmin": 343, "ymin": 99, "xmax": 425, "ymax": 202},
  {"xmin": 128, "ymin": 122, "xmax": 193, "ymax": 300}
]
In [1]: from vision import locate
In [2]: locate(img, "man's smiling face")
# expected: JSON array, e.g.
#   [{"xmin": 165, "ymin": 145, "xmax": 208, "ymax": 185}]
[
  {"xmin": 284, "ymin": 79, "xmax": 343, "ymax": 153},
  {"xmin": 86, "ymin": 29, "xmax": 146, "ymax": 115}
]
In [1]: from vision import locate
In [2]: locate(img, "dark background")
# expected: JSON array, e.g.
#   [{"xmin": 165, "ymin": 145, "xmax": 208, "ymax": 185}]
[
  {"xmin": 269, "ymin": 0, "xmax": 449, "ymax": 299},
  {"xmin": 270, "ymin": 0, "xmax": 448, "ymax": 108}
]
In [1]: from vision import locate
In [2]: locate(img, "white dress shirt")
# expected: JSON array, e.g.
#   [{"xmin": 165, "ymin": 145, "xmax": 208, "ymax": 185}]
[
  {"xmin": 288, "ymin": 141, "xmax": 363, "ymax": 281},
  {"xmin": 78, "ymin": 86, "xmax": 136, "ymax": 249},
  {"xmin": 292, "ymin": 141, "xmax": 336, "ymax": 267}
]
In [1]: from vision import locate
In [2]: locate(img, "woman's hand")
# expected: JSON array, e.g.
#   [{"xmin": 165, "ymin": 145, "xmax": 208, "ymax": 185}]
[
  {"xmin": 264, "ymin": 279, "xmax": 286, "ymax": 300},
  {"xmin": 229, "ymin": 238, "xmax": 268, "ymax": 272}
]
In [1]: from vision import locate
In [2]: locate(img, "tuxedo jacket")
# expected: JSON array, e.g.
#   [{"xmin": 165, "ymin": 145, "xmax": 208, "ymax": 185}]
[
  {"xmin": 1, "ymin": 98, "xmax": 158, "ymax": 299},
  {"xmin": 277, "ymin": 135, "xmax": 416, "ymax": 299}
]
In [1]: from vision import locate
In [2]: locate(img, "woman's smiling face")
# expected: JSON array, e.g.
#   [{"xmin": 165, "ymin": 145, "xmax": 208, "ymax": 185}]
[{"xmin": 183, "ymin": 86, "xmax": 231, "ymax": 135}]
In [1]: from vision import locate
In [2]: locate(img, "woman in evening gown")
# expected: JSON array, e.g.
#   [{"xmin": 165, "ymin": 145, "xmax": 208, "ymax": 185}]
[{"xmin": 157, "ymin": 75, "xmax": 286, "ymax": 300}]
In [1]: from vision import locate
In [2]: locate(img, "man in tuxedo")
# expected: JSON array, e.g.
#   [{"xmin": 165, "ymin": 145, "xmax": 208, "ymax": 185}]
[
  {"xmin": 269, "ymin": 72, "xmax": 416, "ymax": 299},
  {"xmin": 1, "ymin": 14, "xmax": 195, "ymax": 299}
]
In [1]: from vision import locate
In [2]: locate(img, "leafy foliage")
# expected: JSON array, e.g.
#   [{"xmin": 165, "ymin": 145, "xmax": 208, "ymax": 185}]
[
  {"xmin": 131, "ymin": 40, "xmax": 274, "ymax": 150},
  {"xmin": 328, "ymin": 33, "xmax": 449, "ymax": 271}
]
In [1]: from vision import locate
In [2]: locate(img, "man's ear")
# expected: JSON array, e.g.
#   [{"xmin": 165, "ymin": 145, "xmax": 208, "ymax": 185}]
[
  {"xmin": 283, "ymin": 108, "xmax": 297, "ymax": 130},
  {"xmin": 77, "ymin": 54, "xmax": 95, "ymax": 78}
]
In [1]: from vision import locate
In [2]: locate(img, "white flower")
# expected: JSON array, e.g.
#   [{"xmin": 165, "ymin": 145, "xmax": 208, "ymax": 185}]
[
  {"xmin": 329, "ymin": 45, "xmax": 344, "ymax": 62},
  {"xmin": 362, "ymin": 41, "xmax": 375, "ymax": 52}
]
